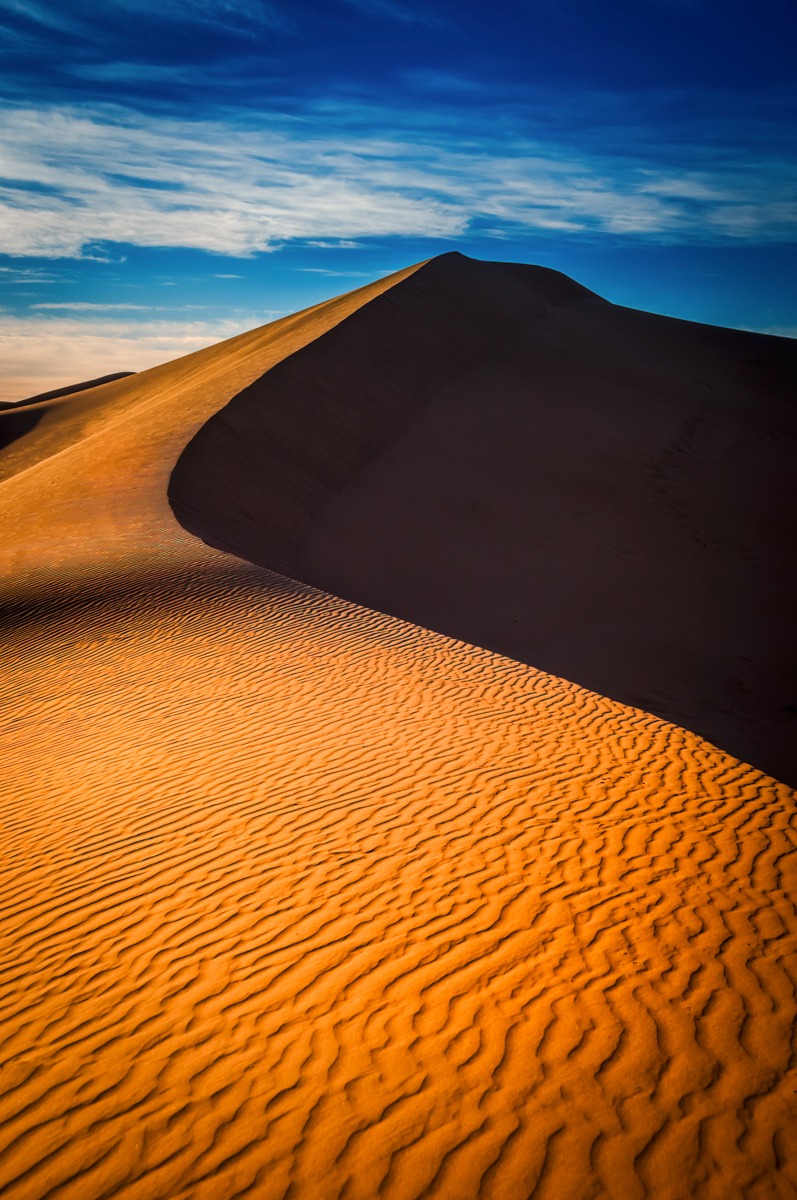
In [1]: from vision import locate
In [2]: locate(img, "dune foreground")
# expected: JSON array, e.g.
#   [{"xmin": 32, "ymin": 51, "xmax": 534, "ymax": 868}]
[{"xmin": 1, "ymin": 256, "xmax": 796, "ymax": 1200}]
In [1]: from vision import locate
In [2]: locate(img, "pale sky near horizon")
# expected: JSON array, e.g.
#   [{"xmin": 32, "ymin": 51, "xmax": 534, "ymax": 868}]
[{"xmin": 0, "ymin": 0, "xmax": 795, "ymax": 401}]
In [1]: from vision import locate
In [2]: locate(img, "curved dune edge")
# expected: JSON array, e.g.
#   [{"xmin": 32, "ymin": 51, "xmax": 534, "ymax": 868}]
[
  {"xmin": 0, "ymin": 260, "xmax": 425, "ymax": 599},
  {"xmin": 2, "ymin": 564, "xmax": 796, "ymax": 1200},
  {"xmin": 168, "ymin": 252, "xmax": 797, "ymax": 787}
]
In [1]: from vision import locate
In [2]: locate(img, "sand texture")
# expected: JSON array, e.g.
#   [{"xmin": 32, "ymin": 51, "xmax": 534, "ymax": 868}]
[
  {"xmin": 2, "ymin": 565, "xmax": 797, "ymax": 1200},
  {"xmin": 2, "ymin": 255, "xmax": 797, "ymax": 1199},
  {"xmin": 169, "ymin": 253, "xmax": 797, "ymax": 786}
]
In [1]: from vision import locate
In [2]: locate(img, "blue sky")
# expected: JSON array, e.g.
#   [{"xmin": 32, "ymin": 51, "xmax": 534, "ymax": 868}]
[{"xmin": 0, "ymin": 0, "xmax": 795, "ymax": 398}]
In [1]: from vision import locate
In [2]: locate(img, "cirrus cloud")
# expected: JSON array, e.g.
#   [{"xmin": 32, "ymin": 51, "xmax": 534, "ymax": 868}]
[{"xmin": 0, "ymin": 102, "xmax": 794, "ymax": 260}]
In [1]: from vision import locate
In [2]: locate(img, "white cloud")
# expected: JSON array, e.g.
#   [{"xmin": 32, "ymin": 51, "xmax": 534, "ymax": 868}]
[
  {"xmin": 0, "ymin": 265, "xmax": 66, "ymax": 282},
  {"xmin": 0, "ymin": 106, "xmax": 467, "ymax": 257},
  {"xmin": 0, "ymin": 313, "xmax": 262, "ymax": 403},
  {"xmin": 30, "ymin": 301, "xmax": 150, "ymax": 309},
  {"xmin": 0, "ymin": 103, "xmax": 794, "ymax": 260}
]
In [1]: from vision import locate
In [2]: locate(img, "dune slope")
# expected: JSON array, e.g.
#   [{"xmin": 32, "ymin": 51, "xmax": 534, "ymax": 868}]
[{"xmin": 169, "ymin": 252, "xmax": 797, "ymax": 786}]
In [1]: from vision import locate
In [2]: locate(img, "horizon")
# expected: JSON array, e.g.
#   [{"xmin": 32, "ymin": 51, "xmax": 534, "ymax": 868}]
[{"xmin": 1, "ymin": 0, "xmax": 795, "ymax": 401}]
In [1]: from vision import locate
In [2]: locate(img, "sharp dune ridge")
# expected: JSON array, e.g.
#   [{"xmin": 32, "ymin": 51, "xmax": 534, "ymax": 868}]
[
  {"xmin": 0, "ymin": 260, "xmax": 425, "ymax": 593},
  {"xmin": 1, "ymin": 254, "xmax": 796, "ymax": 1200}
]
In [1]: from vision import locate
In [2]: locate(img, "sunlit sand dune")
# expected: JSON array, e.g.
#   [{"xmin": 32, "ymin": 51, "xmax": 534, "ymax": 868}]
[{"xmin": 1, "ymin": 256, "xmax": 796, "ymax": 1200}]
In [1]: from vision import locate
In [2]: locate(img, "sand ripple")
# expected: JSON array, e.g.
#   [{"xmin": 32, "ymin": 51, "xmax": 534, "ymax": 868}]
[{"xmin": 1, "ymin": 565, "xmax": 795, "ymax": 1199}]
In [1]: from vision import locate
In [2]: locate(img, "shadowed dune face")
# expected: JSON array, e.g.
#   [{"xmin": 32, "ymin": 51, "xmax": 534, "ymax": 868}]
[
  {"xmin": 169, "ymin": 252, "xmax": 797, "ymax": 786},
  {"xmin": 2, "ymin": 564, "xmax": 796, "ymax": 1200}
]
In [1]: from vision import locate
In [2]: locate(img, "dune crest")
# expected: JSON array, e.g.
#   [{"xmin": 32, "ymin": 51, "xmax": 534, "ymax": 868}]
[
  {"xmin": 168, "ymin": 252, "xmax": 797, "ymax": 785},
  {"xmin": 0, "ymin": 260, "xmax": 424, "ymax": 597}
]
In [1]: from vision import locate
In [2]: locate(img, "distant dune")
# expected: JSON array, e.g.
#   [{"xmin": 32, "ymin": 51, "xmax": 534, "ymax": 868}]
[
  {"xmin": 0, "ymin": 372, "xmax": 137, "ymax": 410},
  {"xmin": 1, "ymin": 256, "xmax": 796, "ymax": 1200},
  {"xmin": 0, "ymin": 372, "xmax": 135, "ymax": 452},
  {"xmin": 169, "ymin": 252, "xmax": 797, "ymax": 787}
]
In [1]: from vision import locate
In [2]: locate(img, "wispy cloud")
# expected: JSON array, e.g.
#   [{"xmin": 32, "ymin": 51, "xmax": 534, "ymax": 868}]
[
  {"xmin": 119, "ymin": 0, "xmax": 291, "ymax": 35},
  {"xmin": 68, "ymin": 62, "xmax": 206, "ymax": 84},
  {"xmin": 338, "ymin": 0, "xmax": 441, "ymax": 26},
  {"xmin": 0, "ymin": 264, "xmax": 66, "ymax": 281},
  {"xmin": 0, "ymin": 105, "xmax": 466, "ymax": 257},
  {"xmin": 0, "ymin": 0, "xmax": 291, "ymax": 37},
  {"xmin": 0, "ymin": 103, "xmax": 794, "ymax": 260},
  {"xmin": 30, "ymin": 301, "xmax": 150, "ymax": 309},
  {"xmin": 0, "ymin": 0, "xmax": 81, "ymax": 34}
]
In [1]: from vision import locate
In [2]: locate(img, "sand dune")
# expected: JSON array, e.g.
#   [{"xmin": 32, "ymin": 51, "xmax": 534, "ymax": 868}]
[
  {"xmin": 1, "ymin": 256, "xmax": 796, "ymax": 1199},
  {"xmin": 169, "ymin": 252, "xmax": 797, "ymax": 786}
]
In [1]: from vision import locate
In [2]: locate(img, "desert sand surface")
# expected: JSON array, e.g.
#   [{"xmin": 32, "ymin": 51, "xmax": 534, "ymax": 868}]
[
  {"xmin": 170, "ymin": 252, "xmax": 797, "ymax": 787},
  {"xmin": 2, "ymin": 256, "xmax": 796, "ymax": 1200}
]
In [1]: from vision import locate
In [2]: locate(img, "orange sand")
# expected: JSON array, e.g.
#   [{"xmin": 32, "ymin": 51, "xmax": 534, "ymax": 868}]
[{"xmin": 1, "ymin": 259, "xmax": 796, "ymax": 1200}]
